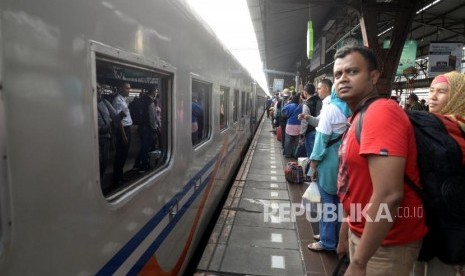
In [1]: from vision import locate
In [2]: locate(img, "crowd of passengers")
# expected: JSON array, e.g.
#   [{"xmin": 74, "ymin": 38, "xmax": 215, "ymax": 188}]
[
  {"xmin": 97, "ymin": 82, "xmax": 162, "ymax": 193},
  {"xmin": 265, "ymin": 46, "xmax": 465, "ymax": 275}
]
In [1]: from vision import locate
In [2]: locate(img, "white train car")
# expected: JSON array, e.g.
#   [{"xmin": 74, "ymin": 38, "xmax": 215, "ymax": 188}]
[{"xmin": 0, "ymin": 0, "xmax": 266, "ymax": 274}]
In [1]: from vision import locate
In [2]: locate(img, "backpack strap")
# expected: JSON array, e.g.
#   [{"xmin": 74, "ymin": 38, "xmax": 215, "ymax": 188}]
[
  {"xmin": 326, "ymin": 134, "xmax": 343, "ymax": 148},
  {"xmin": 353, "ymin": 97, "xmax": 381, "ymax": 144}
]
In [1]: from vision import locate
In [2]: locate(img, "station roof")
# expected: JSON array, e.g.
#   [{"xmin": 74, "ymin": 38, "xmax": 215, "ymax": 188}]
[{"xmin": 247, "ymin": 0, "xmax": 465, "ymax": 86}]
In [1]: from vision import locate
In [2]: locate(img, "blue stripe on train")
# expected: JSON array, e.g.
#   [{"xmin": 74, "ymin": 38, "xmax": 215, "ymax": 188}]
[
  {"xmin": 97, "ymin": 141, "xmax": 236, "ymax": 275},
  {"xmin": 127, "ymin": 173, "xmax": 212, "ymax": 275}
]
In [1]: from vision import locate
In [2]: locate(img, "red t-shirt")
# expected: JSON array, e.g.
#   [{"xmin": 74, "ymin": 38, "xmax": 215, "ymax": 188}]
[{"xmin": 338, "ymin": 99, "xmax": 428, "ymax": 246}]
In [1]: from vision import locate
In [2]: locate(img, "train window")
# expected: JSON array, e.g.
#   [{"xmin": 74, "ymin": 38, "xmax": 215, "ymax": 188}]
[
  {"xmin": 241, "ymin": 91, "xmax": 246, "ymax": 117},
  {"xmin": 220, "ymin": 86, "xmax": 229, "ymax": 130},
  {"xmin": 95, "ymin": 55, "xmax": 171, "ymax": 196},
  {"xmin": 192, "ymin": 79, "xmax": 211, "ymax": 146},
  {"xmin": 233, "ymin": 89, "xmax": 239, "ymax": 122}
]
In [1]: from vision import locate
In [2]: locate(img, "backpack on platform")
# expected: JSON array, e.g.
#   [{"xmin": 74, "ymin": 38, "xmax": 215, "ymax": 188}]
[{"xmin": 284, "ymin": 162, "xmax": 304, "ymax": 184}]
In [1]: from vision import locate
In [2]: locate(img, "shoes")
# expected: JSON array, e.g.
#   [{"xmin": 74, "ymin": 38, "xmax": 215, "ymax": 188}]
[
  {"xmin": 313, "ymin": 234, "xmax": 320, "ymax": 241},
  {"xmin": 307, "ymin": 242, "xmax": 324, "ymax": 251}
]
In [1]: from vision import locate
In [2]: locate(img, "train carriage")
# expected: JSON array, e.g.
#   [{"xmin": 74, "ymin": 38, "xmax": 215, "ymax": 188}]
[{"xmin": 0, "ymin": 0, "xmax": 266, "ymax": 274}]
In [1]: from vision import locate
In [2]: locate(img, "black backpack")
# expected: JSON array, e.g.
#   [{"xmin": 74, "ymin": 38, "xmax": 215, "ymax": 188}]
[
  {"xmin": 305, "ymin": 95, "xmax": 322, "ymax": 117},
  {"xmin": 353, "ymin": 98, "xmax": 465, "ymax": 265},
  {"xmin": 304, "ymin": 95, "xmax": 322, "ymax": 133}
]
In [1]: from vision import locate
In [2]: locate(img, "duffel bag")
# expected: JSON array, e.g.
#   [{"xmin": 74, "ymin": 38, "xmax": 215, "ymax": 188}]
[{"xmin": 284, "ymin": 162, "xmax": 304, "ymax": 183}]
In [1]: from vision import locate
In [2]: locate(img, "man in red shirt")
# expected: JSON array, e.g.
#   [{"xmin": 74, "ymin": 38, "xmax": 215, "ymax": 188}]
[{"xmin": 334, "ymin": 46, "xmax": 427, "ymax": 275}]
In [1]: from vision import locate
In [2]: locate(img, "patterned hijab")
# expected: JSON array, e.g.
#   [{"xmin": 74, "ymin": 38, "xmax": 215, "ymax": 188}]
[
  {"xmin": 433, "ymin": 71, "xmax": 465, "ymax": 132},
  {"xmin": 438, "ymin": 71, "xmax": 465, "ymax": 117}
]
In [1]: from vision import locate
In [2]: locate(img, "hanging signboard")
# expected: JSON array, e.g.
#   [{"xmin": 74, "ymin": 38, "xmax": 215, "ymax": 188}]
[
  {"xmin": 428, "ymin": 42, "xmax": 463, "ymax": 77},
  {"xmin": 383, "ymin": 40, "xmax": 417, "ymax": 76},
  {"xmin": 273, "ymin": 78, "xmax": 284, "ymax": 93},
  {"xmin": 310, "ymin": 37, "xmax": 326, "ymax": 71}
]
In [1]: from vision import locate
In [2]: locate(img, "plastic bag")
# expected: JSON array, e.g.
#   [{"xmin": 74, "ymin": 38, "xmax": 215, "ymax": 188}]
[
  {"xmin": 302, "ymin": 181, "xmax": 321, "ymax": 203},
  {"xmin": 298, "ymin": 158, "xmax": 309, "ymax": 176}
]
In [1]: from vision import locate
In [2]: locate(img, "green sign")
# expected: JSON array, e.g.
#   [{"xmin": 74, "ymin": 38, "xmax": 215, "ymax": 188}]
[
  {"xmin": 383, "ymin": 40, "xmax": 417, "ymax": 76},
  {"xmin": 307, "ymin": 21, "xmax": 314, "ymax": 60}
]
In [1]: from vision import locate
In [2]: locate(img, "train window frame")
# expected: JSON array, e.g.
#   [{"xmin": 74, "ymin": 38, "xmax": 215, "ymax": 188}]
[
  {"xmin": 219, "ymin": 86, "xmax": 229, "ymax": 131},
  {"xmin": 90, "ymin": 41, "xmax": 174, "ymax": 201},
  {"xmin": 233, "ymin": 89, "xmax": 239, "ymax": 123},
  {"xmin": 191, "ymin": 78, "xmax": 212, "ymax": 147}
]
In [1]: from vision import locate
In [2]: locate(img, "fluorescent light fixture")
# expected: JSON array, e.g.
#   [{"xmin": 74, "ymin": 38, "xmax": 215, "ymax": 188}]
[
  {"xmin": 416, "ymin": 0, "xmax": 442, "ymax": 14},
  {"xmin": 378, "ymin": 26, "xmax": 393, "ymax": 37}
]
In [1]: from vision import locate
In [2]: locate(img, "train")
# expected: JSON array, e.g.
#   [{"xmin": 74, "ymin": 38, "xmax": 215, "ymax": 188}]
[{"xmin": 0, "ymin": 0, "xmax": 266, "ymax": 274}]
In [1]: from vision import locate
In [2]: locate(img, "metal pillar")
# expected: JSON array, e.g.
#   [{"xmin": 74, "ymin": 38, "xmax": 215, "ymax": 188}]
[{"xmin": 359, "ymin": 0, "xmax": 421, "ymax": 97}]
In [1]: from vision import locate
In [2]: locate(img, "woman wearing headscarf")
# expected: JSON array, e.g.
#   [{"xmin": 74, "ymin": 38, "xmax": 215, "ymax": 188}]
[
  {"xmin": 429, "ymin": 71, "xmax": 465, "ymax": 183},
  {"xmin": 307, "ymin": 86, "xmax": 351, "ymax": 252},
  {"xmin": 429, "ymin": 71, "xmax": 465, "ymax": 129},
  {"xmin": 414, "ymin": 71, "xmax": 465, "ymax": 276}
]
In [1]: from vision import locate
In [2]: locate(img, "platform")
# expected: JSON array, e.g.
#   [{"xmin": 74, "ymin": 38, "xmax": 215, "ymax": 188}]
[{"xmin": 195, "ymin": 116, "xmax": 339, "ymax": 276}]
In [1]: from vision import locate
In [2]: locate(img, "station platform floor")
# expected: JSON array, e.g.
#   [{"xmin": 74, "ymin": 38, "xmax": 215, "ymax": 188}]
[{"xmin": 195, "ymin": 116, "xmax": 340, "ymax": 276}]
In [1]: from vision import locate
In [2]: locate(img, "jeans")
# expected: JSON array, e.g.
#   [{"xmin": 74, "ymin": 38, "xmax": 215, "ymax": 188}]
[
  {"xmin": 318, "ymin": 182, "xmax": 340, "ymax": 250},
  {"xmin": 284, "ymin": 133, "xmax": 299, "ymax": 157},
  {"xmin": 305, "ymin": 130, "xmax": 316, "ymax": 159}
]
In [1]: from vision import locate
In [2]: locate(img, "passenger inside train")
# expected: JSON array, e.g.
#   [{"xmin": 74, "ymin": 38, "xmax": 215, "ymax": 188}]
[{"xmin": 95, "ymin": 57, "xmax": 168, "ymax": 196}]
